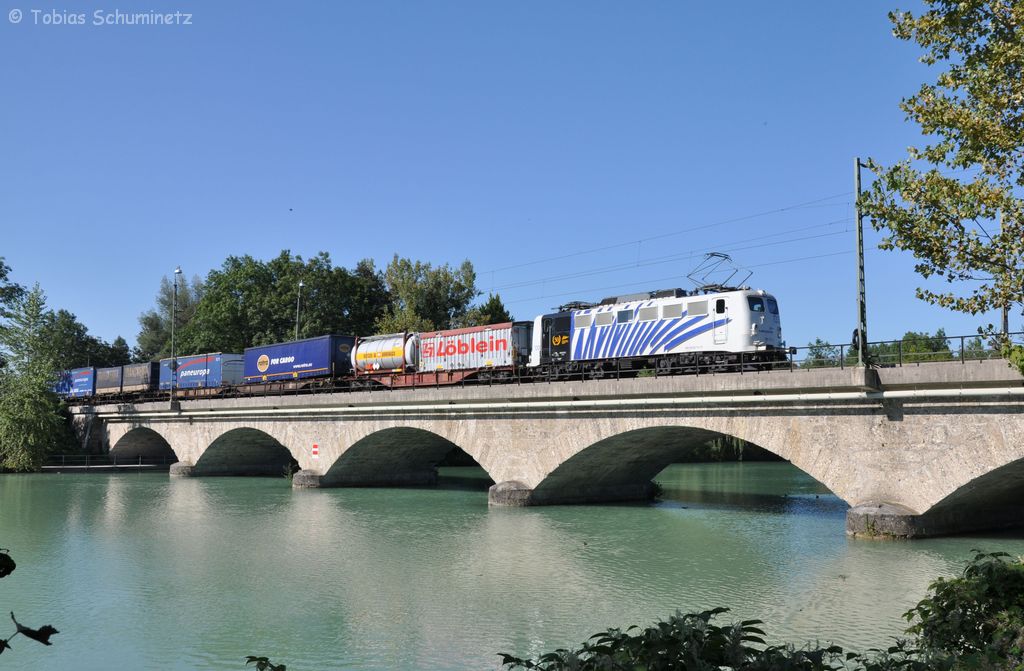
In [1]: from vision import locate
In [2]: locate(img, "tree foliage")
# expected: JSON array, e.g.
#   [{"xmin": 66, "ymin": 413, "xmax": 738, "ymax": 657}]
[
  {"xmin": 135, "ymin": 273, "xmax": 204, "ymax": 361},
  {"xmin": 0, "ymin": 285, "xmax": 72, "ymax": 470},
  {"xmin": 45, "ymin": 310, "xmax": 131, "ymax": 369},
  {"xmin": 0, "ymin": 258, "xmax": 24, "ymax": 320},
  {"xmin": 800, "ymin": 338, "xmax": 842, "ymax": 368},
  {"xmin": 462, "ymin": 292, "xmax": 514, "ymax": 327},
  {"xmin": 178, "ymin": 252, "xmax": 389, "ymax": 354},
  {"xmin": 860, "ymin": 0, "xmax": 1024, "ymax": 372},
  {"xmin": 376, "ymin": 255, "xmax": 477, "ymax": 333}
]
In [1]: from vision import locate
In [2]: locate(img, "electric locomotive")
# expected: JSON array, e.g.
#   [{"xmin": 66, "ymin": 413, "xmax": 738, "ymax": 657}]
[{"xmin": 528, "ymin": 286, "xmax": 785, "ymax": 377}]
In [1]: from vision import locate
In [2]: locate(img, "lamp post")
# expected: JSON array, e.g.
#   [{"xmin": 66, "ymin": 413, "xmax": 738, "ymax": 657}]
[
  {"xmin": 295, "ymin": 280, "xmax": 304, "ymax": 341},
  {"xmin": 171, "ymin": 266, "xmax": 182, "ymax": 410}
]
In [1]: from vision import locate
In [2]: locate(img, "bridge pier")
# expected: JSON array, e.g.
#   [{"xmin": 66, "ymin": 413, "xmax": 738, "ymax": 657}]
[
  {"xmin": 293, "ymin": 469, "xmax": 440, "ymax": 489},
  {"xmin": 169, "ymin": 461, "xmax": 194, "ymax": 477},
  {"xmin": 488, "ymin": 480, "xmax": 655, "ymax": 506},
  {"xmin": 292, "ymin": 470, "xmax": 323, "ymax": 488},
  {"xmin": 847, "ymin": 502, "xmax": 1024, "ymax": 539}
]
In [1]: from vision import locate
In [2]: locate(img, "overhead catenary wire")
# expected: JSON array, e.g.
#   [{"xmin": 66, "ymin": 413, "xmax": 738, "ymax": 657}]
[
  {"xmin": 479, "ymin": 191, "xmax": 854, "ymax": 276},
  {"xmin": 502, "ymin": 249, "xmax": 853, "ymax": 306},
  {"xmin": 488, "ymin": 220, "xmax": 852, "ymax": 293}
]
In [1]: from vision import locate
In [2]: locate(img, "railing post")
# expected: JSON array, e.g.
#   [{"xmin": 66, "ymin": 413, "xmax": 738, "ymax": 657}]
[
  {"xmin": 899, "ymin": 340, "xmax": 903, "ymax": 366},
  {"xmin": 959, "ymin": 336, "xmax": 965, "ymax": 363}
]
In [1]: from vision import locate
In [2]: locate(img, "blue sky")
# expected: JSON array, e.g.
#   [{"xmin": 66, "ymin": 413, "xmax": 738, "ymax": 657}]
[{"xmin": 0, "ymin": 1, "xmax": 1011, "ymax": 351}]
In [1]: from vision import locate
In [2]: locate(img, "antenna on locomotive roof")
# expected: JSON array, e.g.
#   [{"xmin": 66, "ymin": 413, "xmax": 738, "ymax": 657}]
[{"xmin": 686, "ymin": 252, "xmax": 753, "ymax": 293}]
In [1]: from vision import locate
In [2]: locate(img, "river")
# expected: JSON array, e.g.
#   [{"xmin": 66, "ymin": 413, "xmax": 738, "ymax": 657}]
[{"xmin": 1, "ymin": 463, "xmax": 1022, "ymax": 670}]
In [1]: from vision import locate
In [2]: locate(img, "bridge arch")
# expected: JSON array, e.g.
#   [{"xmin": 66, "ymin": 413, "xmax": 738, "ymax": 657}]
[
  {"xmin": 322, "ymin": 427, "xmax": 462, "ymax": 487},
  {"xmin": 529, "ymin": 425, "xmax": 802, "ymax": 505},
  {"xmin": 912, "ymin": 455, "xmax": 1024, "ymax": 532},
  {"xmin": 110, "ymin": 426, "xmax": 178, "ymax": 463},
  {"xmin": 194, "ymin": 427, "xmax": 298, "ymax": 477}
]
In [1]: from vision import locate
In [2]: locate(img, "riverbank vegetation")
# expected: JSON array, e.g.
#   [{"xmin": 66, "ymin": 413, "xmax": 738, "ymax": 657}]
[
  {"xmin": 0, "ymin": 281, "xmax": 75, "ymax": 470},
  {"xmin": 246, "ymin": 550, "xmax": 1024, "ymax": 670},
  {"xmin": 499, "ymin": 551, "xmax": 1024, "ymax": 670}
]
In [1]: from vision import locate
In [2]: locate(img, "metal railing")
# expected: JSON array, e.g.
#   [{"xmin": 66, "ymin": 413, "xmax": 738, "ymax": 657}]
[
  {"xmin": 43, "ymin": 454, "xmax": 177, "ymax": 468},
  {"xmin": 788, "ymin": 331, "xmax": 1022, "ymax": 370}
]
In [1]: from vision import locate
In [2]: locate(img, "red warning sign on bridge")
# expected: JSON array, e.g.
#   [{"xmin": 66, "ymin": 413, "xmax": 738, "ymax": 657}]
[{"xmin": 312, "ymin": 443, "xmax": 319, "ymax": 459}]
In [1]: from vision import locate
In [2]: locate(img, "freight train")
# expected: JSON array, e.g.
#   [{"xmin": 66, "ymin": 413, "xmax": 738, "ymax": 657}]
[{"xmin": 53, "ymin": 286, "xmax": 786, "ymax": 401}]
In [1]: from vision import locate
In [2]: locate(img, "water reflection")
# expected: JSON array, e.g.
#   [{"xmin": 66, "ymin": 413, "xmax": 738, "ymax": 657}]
[{"xmin": 2, "ymin": 465, "xmax": 1024, "ymax": 670}]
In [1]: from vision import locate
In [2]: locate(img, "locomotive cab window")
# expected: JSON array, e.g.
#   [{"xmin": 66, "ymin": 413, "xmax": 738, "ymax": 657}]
[
  {"xmin": 574, "ymin": 314, "xmax": 593, "ymax": 329},
  {"xmin": 767, "ymin": 298, "xmax": 779, "ymax": 314},
  {"xmin": 662, "ymin": 303, "xmax": 683, "ymax": 319},
  {"xmin": 637, "ymin": 306, "xmax": 658, "ymax": 322},
  {"xmin": 594, "ymin": 312, "xmax": 614, "ymax": 327},
  {"xmin": 687, "ymin": 300, "xmax": 708, "ymax": 316},
  {"xmin": 617, "ymin": 309, "xmax": 633, "ymax": 323},
  {"xmin": 715, "ymin": 299, "xmax": 726, "ymax": 314},
  {"xmin": 747, "ymin": 297, "xmax": 765, "ymax": 312}
]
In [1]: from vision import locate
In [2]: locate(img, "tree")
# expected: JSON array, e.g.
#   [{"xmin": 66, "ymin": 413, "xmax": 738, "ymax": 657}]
[
  {"xmin": 376, "ymin": 256, "xmax": 477, "ymax": 333},
  {"xmin": 178, "ymin": 252, "xmax": 390, "ymax": 354},
  {"xmin": 42, "ymin": 310, "xmax": 131, "ymax": 370},
  {"xmin": 134, "ymin": 273, "xmax": 204, "ymax": 361},
  {"xmin": 0, "ymin": 258, "xmax": 24, "ymax": 320},
  {"xmin": 0, "ymin": 285, "xmax": 72, "ymax": 470},
  {"xmin": 860, "ymin": 0, "xmax": 1024, "ymax": 373},
  {"xmin": 800, "ymin": 338, "xmax": 841, "ymax": 368},
  {"xmin": 461, "ymin": 293, "xmax": 514, "ymax": 327},
  {"xmin": 850, "ymin": 328, "xmax": 956, "ymax": 365}
]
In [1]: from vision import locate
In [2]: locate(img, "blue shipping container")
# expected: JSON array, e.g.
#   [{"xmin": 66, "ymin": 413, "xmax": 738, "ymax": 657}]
[
  {"xmin": 243, "ymin": 335, "xmax": 355, "ymax": 382},
  {"xmin": 69, "ymin": 367, "xmax": 96, "ymax": 397},
  {"xmin": 159, "ymin": 353, "xmax": 244, "ymax": 390}
]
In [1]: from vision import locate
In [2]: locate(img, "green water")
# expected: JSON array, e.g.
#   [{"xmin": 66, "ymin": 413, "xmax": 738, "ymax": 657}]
[{"xmin": 2, "ymin": 464, "xmax": 1023, "ymax": 670}]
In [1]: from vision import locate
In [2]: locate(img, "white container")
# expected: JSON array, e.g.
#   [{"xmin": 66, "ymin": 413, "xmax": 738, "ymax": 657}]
[{"xmin": 418, "ymin": 323, "xmax": 516, "ymax": 372}]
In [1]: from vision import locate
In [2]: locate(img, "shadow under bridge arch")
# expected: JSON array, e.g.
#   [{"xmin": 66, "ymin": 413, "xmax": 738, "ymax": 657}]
[
  {"xmin": 194, "ymin": 427, "xmax": 298, "ymax": 477},
  {"xmin": 322, "ymin": 427, "xmax": 464, "ymax": 487},
  {"xmin": 110, "ymin": 427, "xmax": 178, "ymax": 464},
  {"xmin": 530, "ymin": 425, "xmax": 789, "ymax": 505}
]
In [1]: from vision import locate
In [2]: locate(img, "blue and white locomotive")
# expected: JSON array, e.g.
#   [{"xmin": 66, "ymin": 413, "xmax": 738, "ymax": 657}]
[{"xmin": 528, "ymin": 287, "xmax": 785, "ymax": 376}]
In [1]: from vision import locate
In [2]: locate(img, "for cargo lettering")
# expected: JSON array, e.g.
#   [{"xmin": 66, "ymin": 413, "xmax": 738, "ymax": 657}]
[
  {"xmin": 422, "ymin": 337, "xmax": 508, "ymax": 358},
  {"xmin": 270, "ymin": 356, "xmax": 295, "ymax": 365}
]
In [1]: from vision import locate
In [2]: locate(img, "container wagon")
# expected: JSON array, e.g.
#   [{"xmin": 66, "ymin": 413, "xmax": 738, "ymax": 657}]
[
  {"xmin": 95, "ymin": 366, "xmax": 123, "ymax": 395},
  {"xmin": 243, "ymin": 335, "xmax": 356, "ymax": 384},
  {"xmin": 122, "ymin": 362, "xmax": 160, "ymax": 394},
  {"xmin": 160, "ymin": 353, "xmax": 244, "ymax": 390}
]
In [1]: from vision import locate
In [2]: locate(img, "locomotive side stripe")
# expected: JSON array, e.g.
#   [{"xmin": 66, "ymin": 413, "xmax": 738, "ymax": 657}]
[
  {"xmin": 621, "ymin": 319, "xmax": 647, "ymax": 356},
  {"xmin": 608, "ymin": 323, "xmax": 628, "ymax": 357},
  {"xmin": 639, "ymin": 318, "xmax": 679, "ymax": 355},
  {"xmin": 628, "ymin": 321, "xmax": 658, "ymax": 356},
  {"xmin": 573, "ymin": 326, "xmax": 584, "ymax": 360},
  {"xmin": 593, "ymin": 324, "xmax": 609, "ymax": 359},
  {"xmin": 660, "ymin": 319, "xmax": 724, "ymax": 352},
  {"xmin": 652, "ymin": 316, "xmax": 704, "ymax": 354},
  {"xmin": 585, "ymin": 321, "xmax": 598, "ymax": 359}
]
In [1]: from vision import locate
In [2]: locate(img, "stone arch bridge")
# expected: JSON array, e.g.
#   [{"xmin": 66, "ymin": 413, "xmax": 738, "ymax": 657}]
[{"xmin": 71, "ymin": 361, "xmax": 1024, "ymax": 538}]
